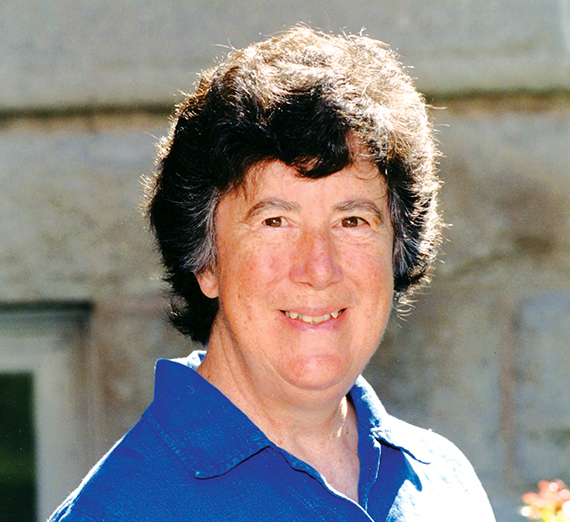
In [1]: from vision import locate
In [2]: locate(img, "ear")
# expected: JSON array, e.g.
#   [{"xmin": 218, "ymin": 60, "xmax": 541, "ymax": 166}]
[{"xmin": 195, "ymin": 268, "xmax": 219, "ymax": 299}]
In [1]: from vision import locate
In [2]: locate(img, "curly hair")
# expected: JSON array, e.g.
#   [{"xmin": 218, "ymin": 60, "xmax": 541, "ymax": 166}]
[{"xmin": 146, "ymin": 25, "xmax": 442, "ymax": 345}]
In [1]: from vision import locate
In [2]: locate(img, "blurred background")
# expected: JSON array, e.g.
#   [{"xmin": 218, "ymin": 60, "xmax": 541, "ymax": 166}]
[{"xmin": 1, "ymin": 1, "xmax": 569, "ymax": 520}]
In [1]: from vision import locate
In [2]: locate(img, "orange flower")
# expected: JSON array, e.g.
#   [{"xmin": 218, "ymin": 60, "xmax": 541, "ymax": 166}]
[{"xmin": 520, "ymin": 480, "xmax": 570, "ymax": 522}]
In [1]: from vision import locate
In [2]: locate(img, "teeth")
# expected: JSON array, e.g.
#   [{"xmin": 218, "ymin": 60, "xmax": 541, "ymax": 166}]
[{"xmin": 284, "ymin": 310, "xmax": 343, "ymax": 324}]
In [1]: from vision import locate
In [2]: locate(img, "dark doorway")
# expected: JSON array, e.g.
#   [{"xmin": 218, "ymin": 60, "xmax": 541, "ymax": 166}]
[{"xmin": 0, "ymin": 373, "xmax": 36, "ymax": 522}]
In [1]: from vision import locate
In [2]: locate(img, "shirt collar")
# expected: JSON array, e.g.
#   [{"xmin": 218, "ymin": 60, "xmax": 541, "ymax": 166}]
[
  {"xmin": 146, "ymin": 351, "xmax": 433, "ymax": 480},
  {"xmin": 146, "ymin": 351, "xmax": 271, "ymax": 479},
  {"xmin": 350, "ymin": 375, "xmax": 434, "ymax": 464}
]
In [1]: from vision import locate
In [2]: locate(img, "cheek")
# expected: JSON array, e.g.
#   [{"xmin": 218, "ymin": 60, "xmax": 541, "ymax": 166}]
[
  {"xmin": 342, "ymin": 241, "xmax": 393, "ymax": 285},
  {"xmin": 375, "ymin": 254, "xmax": 394, "ymax": 292},
  {"xmin": 246, "ymin": 248, "xmax": 282, "ymax": 276},
  {"xmin": 221, "ymin": 243, "xmax": 286, "ymax": 300},
  {"xmin": 342, "ymin": 245, "xmax": 394, "ymax": 324}
]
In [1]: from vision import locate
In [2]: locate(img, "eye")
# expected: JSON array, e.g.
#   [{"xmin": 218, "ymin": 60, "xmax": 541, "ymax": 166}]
[
  {"xmin": 341, "ymin": 216, "xmax": 367, "ymax": 228},
  {"xmin": 263, "ymin": 217, "xmax": 284, "ymax": 228}
]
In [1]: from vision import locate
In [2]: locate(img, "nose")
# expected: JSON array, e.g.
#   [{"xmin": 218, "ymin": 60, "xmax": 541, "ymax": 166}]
[{"xmin": 289, "ymin": 228, "xmax": 342, "ymax": 289}]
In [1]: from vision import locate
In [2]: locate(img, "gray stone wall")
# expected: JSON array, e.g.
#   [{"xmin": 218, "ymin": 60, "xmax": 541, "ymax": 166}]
[
  {"xmin": 1, "ymin": 2, "xmax": 569, "ymax": 520},
  {"xmin": 3, "ymin": 0, "xmax": 570, "ymax": 110}
]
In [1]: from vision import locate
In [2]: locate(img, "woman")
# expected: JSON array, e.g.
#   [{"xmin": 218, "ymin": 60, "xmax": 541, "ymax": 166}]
[{"xmin": 50, "ymin": 25, "xmax": 496, "ymax": 521}]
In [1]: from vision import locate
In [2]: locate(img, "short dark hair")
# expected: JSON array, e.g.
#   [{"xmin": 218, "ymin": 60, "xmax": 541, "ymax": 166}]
[{"xmin": 146, "ymin": 25, "xmax": 442, "ymax": 345}]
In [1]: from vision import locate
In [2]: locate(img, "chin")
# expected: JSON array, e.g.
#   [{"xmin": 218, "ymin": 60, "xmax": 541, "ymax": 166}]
[{"xmin": 280, "ymin": 353, "xmax": 356, "ymax": 393}]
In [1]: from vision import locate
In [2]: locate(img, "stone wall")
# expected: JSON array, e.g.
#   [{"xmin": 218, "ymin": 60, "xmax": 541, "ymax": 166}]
[
  {"xmin": 2, "ymin": 0, "xmax": 569, "ymax": 109},
  {"xmin": 1, "ymin": 2, "xmax": 569, "ymax": 520}
]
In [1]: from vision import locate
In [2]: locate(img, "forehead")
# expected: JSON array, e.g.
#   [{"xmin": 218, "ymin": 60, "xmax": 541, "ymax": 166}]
[{"xmin": 234, "ymin": 160, "xmax": 386, "ymax": 204}]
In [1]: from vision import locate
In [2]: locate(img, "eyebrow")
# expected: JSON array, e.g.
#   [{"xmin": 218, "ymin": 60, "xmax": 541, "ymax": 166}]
[
  {"xmin": 334, "ymin": 199, "xmax": 385, "ymax": 224},
  {"xmin": 244, "ymin": 197, "xmax": 385, "ymax": 223},
  {"xmin": 244, "ymin": 199, "xmax": 301, "ymax": 221}
]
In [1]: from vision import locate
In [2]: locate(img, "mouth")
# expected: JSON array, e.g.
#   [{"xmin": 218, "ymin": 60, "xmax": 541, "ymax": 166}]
[{"xmin": 280, "ymin": 309, "xmax": 346, "ymax": 325}]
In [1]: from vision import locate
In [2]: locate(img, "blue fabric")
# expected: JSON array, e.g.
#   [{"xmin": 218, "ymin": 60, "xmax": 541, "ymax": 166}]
[{"xmin": 49, "ymin": 351, "xmax": 495, "ymax": 521}]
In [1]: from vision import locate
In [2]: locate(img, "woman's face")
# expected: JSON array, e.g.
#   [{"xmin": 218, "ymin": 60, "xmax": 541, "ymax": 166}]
[{"xmin": 197, "ymin": 160, "xmax": 394, "ymax": 399}]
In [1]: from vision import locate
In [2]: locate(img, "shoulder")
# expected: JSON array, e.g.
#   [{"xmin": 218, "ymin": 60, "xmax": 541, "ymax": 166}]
[
  {"xmin": 385, "ymin": 416, "xmax": 480, "ymax": 482},
  {"xmin": 48, "ymin": 416, "xmax": 200, "ymax": 522},
  {"xmin": 376, "ymin": 416, "xmax": 496, "ymax": 520}
]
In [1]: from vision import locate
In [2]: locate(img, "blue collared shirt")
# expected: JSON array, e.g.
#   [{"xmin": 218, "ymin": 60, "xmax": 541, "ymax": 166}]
[{"xmin": 50, "ymin": 351, "xmax": 496, "ymax": 521}]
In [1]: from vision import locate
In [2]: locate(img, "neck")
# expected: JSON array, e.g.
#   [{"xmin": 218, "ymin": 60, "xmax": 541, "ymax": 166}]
[
  {"xmin": 197, "ymin": 336, "xmax": 361, "ymax": 502},
  {"xmin": 197, "ymin": 344, "xmax": 354, "ymax": 447}
]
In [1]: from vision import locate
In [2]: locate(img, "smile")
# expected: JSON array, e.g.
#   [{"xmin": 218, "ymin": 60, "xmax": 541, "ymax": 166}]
[{"xmin": 281, "ymin": 309, "xmax": 345, "ymax": 324}]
